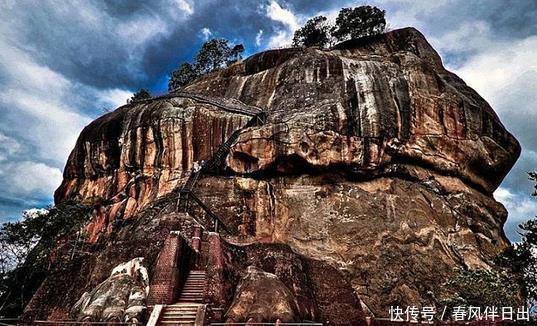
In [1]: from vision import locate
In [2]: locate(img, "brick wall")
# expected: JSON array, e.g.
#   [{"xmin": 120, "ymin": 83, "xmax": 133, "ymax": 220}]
[{"xmin": 147, "ymin": 232, "xmax": 191, "ymax": 305}]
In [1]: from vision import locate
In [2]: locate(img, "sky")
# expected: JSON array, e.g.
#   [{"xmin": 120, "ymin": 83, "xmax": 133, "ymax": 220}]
[{"xmin": 0, "ymin": 0, "xmax": 535, "ymax": 241}]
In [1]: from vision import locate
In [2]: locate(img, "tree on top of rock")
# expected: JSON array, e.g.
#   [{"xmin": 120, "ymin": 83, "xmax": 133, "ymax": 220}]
[
  {"xmin": 229, "ymin": 44, "xmax": 245, "ymax": 65},
  {"xmin": 196, "ymin": 38, "xmax": 233, "ymax": 74},
  {"xmin": 168, "ymin": 63, "xmax": 198, "ymax": 91},
  {"xmin": 127, "ymin": 89, "xmax": 151, "ymax": 104},
  {"xmin": 168, "ymin": 38, "xmax": 244, "ymax": 92},
  {"xmin": 331, "ymin": 6, "xmax": 386, "ymax": 42},
  {"xmin": 292, "ymin": 16, "xmax": 331, "ymax": 48}
]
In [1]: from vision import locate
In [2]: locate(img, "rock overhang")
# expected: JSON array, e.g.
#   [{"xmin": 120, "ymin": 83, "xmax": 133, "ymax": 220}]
[{"xmin": 185, "ymin": 27, "xmax": 520, "ymax": 194}]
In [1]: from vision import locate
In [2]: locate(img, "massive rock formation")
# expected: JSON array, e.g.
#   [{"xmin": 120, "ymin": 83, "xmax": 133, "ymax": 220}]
[{"xmin": 27, "ymin": 27, "xmax": 520, "ymax": 324}]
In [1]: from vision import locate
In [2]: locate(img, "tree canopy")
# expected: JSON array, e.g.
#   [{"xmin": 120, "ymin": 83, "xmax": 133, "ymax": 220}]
[
  {"xmin": 168, "ymin": 39, "xmax": 244, "ymax": 91},
  {"xmin": 292, "ymin": 16, "xmax": 331, "ymax": 48},
  {"xmin": 332, "ymin": 6, "xmax": 386, "ymax": 41},
  {"xmin": 292, "ymin": 6, "xmax": 387, "ymax": 48},
  {"xmin": 127, "ymin": 88, "xmax": 151, "ymax": 103},
  {"xmin": 0, "ymin": 202, "xmax": 90, "ymax": 317}
]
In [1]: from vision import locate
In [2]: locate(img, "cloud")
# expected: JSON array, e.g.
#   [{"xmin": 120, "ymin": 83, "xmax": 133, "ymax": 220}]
[
  {"xmin": 0, "ymin": 132, "xmax": 22, "ymax": 161},
  {"xmin": 266, "ymin": 1, "xmax": 300, "ymax": 31},
  {"xmin": 495, "ymin": 187, "xmax": 537, "ymax": 241},
  {"xmin": 173, "ymin": 0, "xmax": 194, "ymax": 15},
  {"xmin": 98, "ymin": 88, "xmax": 133, "ymax": 110},
  {"xmin": 0, "ymin": 161, "xmax": 62, "ymax": 198},
  {"xmin": 255, "ymin": 30, "xmax": 264, "ymax": 46},
  {"xmin": 265, "ymin": 1, "xmax": 300, "ymax": 48},
  {"xmin": 201, "ymin": 27, "xmax": 212, "ymax": 40}
]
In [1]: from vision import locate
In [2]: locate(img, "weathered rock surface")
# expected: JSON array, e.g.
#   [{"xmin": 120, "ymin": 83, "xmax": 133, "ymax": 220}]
[
  {"xmin": 226, "ymin": 266, "xmax": 299, "ymax": 322},
  {"xmin": 56, "ymin": 95, "xmax": 255, "ymax": 241},
  {"xmin": 70, "ymin": 258, "xmax": 149, "ymax": 323},
  {"xmin": 28, "ymin": 27, "xmax": 520, "ymax": 323},
  {"xmin": 186, "ymin": 28, "xmax": 519, "ymax": 194}
]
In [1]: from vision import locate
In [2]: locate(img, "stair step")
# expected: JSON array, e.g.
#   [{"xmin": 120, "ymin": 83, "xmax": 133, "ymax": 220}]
[
  {"xmin": 159, "ymin": 321, "xmax": 194, "ymax": 325},
  {"xmin": 162, "ymin": 315, "xmax": 197, "ymax": 319},
  {"xmin": 164, "ymin": 308, "xmax": 198, "ymax": 312}
]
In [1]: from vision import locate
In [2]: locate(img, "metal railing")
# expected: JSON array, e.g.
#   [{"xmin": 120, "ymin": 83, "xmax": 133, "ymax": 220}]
[{"xmin": 175, "ymin": 111, "xmax": 266, "ymax": 235}]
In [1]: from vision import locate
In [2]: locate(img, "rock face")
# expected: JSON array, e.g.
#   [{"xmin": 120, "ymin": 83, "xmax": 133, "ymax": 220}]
[
  {"xmin": 56, "ymin": 94, "xmax": 255, "ymax": 241},
  {"xmin": 70, "ymin": 258, "xmax": 149, "ymax": 323},
  {"xmin": 226, "ymin": 266, "xmax": 300, "ymax": 323},
  {"xmin": 31, "ymin": 27, "xmax": 520, "ymax": 323}
]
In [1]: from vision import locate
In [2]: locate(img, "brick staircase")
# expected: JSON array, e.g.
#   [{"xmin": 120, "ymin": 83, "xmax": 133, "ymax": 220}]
[{"xmin": 178, "ymin": 270, "xmax": 206, "ymax": 303}]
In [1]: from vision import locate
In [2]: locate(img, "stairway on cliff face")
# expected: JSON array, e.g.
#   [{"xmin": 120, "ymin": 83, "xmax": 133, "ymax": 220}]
[
  {"xmin": 157, "ymin": 271, "xmax": 207, "ymax": 325},
  {"xmin": 178, "ymin": 270, "xmax": 206, "ymax": 303}
]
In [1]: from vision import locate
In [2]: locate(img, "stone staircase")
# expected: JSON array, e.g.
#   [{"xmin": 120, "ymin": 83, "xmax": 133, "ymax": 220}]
[
  {"xmin": 178, "ymin": 270, "xmax": 206, "ymax": 303},
  {"xmin": 154, "ymin": 270, "xmax": 207, "ymax": 325},
  {"xmin": 157, "ymin": 303, "xmax": 204, "ymax": 325}
]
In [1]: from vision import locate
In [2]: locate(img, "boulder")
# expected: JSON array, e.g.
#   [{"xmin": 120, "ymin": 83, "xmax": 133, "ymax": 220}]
[{"xmin": 226, "ymin": 266, "xmax": 299, "ymax": 323}]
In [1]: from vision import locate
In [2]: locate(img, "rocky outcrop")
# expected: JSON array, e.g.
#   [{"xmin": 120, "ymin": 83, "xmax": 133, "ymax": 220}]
[
  {"xmin": 31, "ymin": 27, "xmax": 521, "ymax": 323},
  {"xmin": 186, "ymin": 28, "xmax": 519, "ymax": 194},
  {"xmin": 226, "ymin": 266, "xmax": 299, "ymax": 323},
  {"xmin": 56, "ymin": 95, "xmax": 255, "ymax": 241},
  {"xmin": 70, "ymin": 258, "xmax": 149, "ymax": 323}
]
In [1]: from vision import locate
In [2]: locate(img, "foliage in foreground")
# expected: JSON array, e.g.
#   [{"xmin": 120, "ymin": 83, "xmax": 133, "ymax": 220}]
[
  {"xmin": 0, "ymin": 201, "xmax": 90, "ymax": 317},
  {"xmin": 442, "ymin": 268, "xmax": 522, "ymax": 310}
]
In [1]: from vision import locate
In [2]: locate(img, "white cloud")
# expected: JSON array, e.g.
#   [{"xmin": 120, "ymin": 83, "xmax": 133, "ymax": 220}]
[
  {"xmin": 173, "ymin": 0, "xmax": 193, "ymax": 15},
  {"xmin": 0, "ymin": 132, "xmax": 21, "ymax": 161},
  {"xmin": 117, "ymin": 16, "xmax": 168, "ymax": 46},
  {"xmin": 98, "ymin": 88, "xmax": 132, "ymax": 110},
  {"xmin": 265, "ymin": 1, "xmax": 300, "ymax": 48},
  {"xmin": 255, "ymin": 29, "xmax": 264, "ymax": 46},
  {"xmin": 266, "ymin": 1, "xmax": 299, "ymax": 31},
  {"xmin": 1, "ymin": 161, "xmax": 63, "ymax": 197},
  {"xmin": 451, "ymin": 35, "xmax": 537, "ymax": 107},
  {"xmin": 495, "ymin": 187, "xmax": 537, "ymax": 225},
  {"xmin": 201, "ymin": 27, "xmax": 212, "ymax": 40}
]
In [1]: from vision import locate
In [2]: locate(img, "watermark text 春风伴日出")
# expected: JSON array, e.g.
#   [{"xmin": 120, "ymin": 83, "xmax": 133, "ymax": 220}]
[{"xmin": 389, "ymin": 305, "xmax": 534, "ymax": 322}]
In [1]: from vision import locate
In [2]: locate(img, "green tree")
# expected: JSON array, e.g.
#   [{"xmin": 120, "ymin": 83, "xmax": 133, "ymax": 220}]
[
  {"xmin": 127, "ymin": 88, "xmax": 151, "ymax": 103},
  {"xmin": 510, "ymin": 171, "xmax": 537, "ymax": 302},
  {"xmin": 442, "ymin": 268, "xmax": 522, "ymax": 311},
  {"xmin": 195, "ymin": 38, "xmax": 232, "ymax": 74},
  {"xmin": 228, "ymin": 44, "xmax": 245, "ymax": 65},
  {"xmin": 168, "ymin": 63, "xmax": 199, "ymax": 91},
  {"xmin": 292, "ymin": 16, "xmax": 331, "ymax": 48},
  {"xmin": 331, "ymin": 6, "xmax": 386, "ymax": 41},
  {"xmin": 0, "ymin": 202, "xmax": 90, "ymax": 317},
  {"xmin": 168, "ymin": 39, "xmax": 244, "ymax": 91}
]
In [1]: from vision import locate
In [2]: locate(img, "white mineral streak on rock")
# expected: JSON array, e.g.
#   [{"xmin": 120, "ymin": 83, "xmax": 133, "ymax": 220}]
[{"xmin": 305, "ymin": 68, "xmax": 314, "ymax": 83}]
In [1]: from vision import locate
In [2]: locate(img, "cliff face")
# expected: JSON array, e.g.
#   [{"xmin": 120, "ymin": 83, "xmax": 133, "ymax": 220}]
[{"xmin": 39, "ymin": 27, "xmax": 520, "ymax": 322}]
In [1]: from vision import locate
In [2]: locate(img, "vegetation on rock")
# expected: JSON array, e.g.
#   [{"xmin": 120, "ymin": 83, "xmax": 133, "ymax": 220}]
[
  {"xmin": 292, "ymin": 16, "xmax": 332, "ymax": 48},
  {"xmin": 127, "ymin": 88, "xmax": 151, "ymax": 103},
  {"xmin": 168, "ymin": 38, "xmax": 244, "ymax": 91},
  {"xmin": 292, "ymin": 5, "xmax": 386, "ymax": 48}
]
